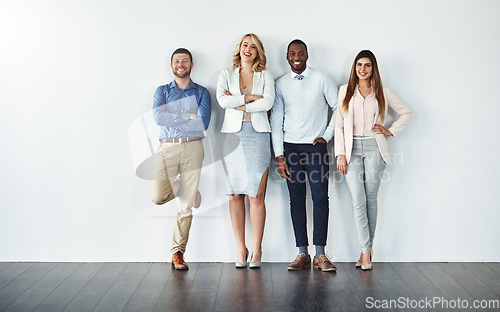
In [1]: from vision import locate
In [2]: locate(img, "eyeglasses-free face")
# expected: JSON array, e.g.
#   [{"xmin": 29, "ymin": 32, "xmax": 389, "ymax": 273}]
[
  {"xmin": 356, "ymin": 57, "xmax": 373, "ymax": 81},
  {"xmin": 287, "ymin": 43, "xmax": 308, "ymax": 74},
  {"xmin": 171, "ymin": 53, "xmax": 193, "ymax": 79},
  {"xmin": 240, "ymin": 36, "xmax": 258, "ymax": 64}
]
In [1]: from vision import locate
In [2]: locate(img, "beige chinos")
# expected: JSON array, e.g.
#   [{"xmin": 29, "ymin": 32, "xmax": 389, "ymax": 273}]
[{"xmin": 152, "ymin": 140, "xmax": 204, "ymax": 254}]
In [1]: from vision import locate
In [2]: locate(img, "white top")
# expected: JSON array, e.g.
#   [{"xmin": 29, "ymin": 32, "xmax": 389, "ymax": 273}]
[
  {"xmin": 216, "ymin": 68, "xmax": 275, "ymax": 133},
  {"xmin": 270, "ymin": 67, "xmax": 338, "ymax": 157},
  {"xmin": 352, "ymin": 86, "xmax": 378, "ymax": 137}
]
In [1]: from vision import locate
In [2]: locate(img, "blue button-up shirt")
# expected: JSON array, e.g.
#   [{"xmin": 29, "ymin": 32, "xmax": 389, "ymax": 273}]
[{"xmin": 153, "ymin": 80, "xmax": 211, "ymax": 140}]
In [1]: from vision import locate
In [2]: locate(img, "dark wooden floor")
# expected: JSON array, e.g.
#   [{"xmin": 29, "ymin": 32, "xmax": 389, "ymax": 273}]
[{"xmin": 0, "ymin": 262, "xmax": 499, "ymax": 312}]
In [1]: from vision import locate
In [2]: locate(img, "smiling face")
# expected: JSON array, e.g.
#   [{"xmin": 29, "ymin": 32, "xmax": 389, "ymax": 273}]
[
  {"xmin": 170, "ymin": 53, "xmax": 193, "ymax": 79},
  {"xmin": 287, "ymin": 43, "xmax": 308, "ymax": 74},
  {"xmin": 356, "ymin": 57, "xmax": 373, "ymax": 81},
  {"xmin": 239, "ymin": 36, "xmax": 258, "ymax": 64}
]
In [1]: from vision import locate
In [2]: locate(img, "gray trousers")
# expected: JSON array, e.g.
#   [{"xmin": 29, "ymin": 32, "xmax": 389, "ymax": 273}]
[{"xmin": 346, "ymin": 138, "xmax": 386, "ymax": 254}]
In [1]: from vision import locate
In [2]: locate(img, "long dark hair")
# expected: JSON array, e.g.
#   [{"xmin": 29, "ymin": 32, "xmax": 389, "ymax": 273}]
[{"xmin": 342, "ymin": 50, "xmax": 386, "ymax": 122}]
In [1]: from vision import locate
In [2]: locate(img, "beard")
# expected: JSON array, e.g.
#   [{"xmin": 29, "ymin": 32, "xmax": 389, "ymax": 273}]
[{"xmin": 173, "ymin": 67, "xmax": 191, "ymax": 78}]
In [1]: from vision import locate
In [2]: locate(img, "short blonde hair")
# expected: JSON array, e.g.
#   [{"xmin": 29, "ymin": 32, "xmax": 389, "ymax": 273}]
[{"xmin": 232, "ymin": 33, "xmax": 266, "ymax": 72}]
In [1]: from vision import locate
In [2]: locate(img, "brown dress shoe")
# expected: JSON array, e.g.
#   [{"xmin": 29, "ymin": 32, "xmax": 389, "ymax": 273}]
[
  {"xmin": 171, "ymin": 251, "xmax": 189, "ymax": 270},
  {"xmin": 287, "ymin": 253, "xmax": 311, "ymax": 271},
  {"xmin": 313, "ymin": 254, "xmax": 337, "ymax": 272}
]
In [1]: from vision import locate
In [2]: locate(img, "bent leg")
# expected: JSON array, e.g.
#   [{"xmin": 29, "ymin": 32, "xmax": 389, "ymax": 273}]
[
  {"xmin": 152, "ymin": 143, "xmax": 182, "ymax": 205},
  {"xmin": 171, "ymin": 141, "xmax": 204, "ymax": 254}
]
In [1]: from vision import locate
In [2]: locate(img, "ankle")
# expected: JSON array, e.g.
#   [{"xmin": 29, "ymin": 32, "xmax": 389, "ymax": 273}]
[
  {"xmin": 298, "ymin": 246, "xmax": 309, "ymax": 256},
  {"xmin": 361, "ymin": 253, "xmax": 371, "ymax": 264},
  {"xmin": 315, "ymin": 245, "xmax": 325, "ymax": 259},
  {"xmin": 251, "ymin": 253, "xmax": 261, "ymax": 262},
  {"xmin": 252, "ymin": 248, "xmax": 262, "ymax": 256}
]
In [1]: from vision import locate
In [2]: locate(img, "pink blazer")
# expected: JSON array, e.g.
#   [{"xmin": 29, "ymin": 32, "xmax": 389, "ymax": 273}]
[{"xmin": 335, "ymin": 84, "xmax": 412, "ymax": 163}]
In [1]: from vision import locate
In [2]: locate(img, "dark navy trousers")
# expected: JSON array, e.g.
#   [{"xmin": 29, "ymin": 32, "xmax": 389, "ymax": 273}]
[{"xmin": 284, "ymin": 142, "xmax": 330, "ymax": 247}]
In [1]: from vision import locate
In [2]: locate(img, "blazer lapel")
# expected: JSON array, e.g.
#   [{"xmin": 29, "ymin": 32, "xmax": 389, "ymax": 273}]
[
  {"xmin": 347, "ymin": 98, "xmax": 354, "ymax": 129},
  {"xmin": 232, "ymin": 68, "xmax": 242, "ymax": 95},
  {"xmin": 251, "ymin": 71, "xmax": 261, "ymax": 95}
]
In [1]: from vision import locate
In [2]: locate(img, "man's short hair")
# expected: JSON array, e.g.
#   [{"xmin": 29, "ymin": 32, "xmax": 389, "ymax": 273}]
[
  {"xmin": 287, "ymin": 39, "xmax": 308, "ymax": 53},
  {"xmin": 171, "ymin": 48, "xmax": 193, "ymax": 62}
]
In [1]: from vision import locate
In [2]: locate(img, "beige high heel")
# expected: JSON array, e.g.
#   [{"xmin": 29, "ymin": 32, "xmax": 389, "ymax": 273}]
[
  {"xmin": 355, "ymin": 253, "xmax": 362, "ymax": 268},
  {"xmin": 361, "ymin": 250, "xmax": 373, "ymax": 271},
  {"xmin": 356, "ymin": 250, "xmax": 372, "ymax": 268}
]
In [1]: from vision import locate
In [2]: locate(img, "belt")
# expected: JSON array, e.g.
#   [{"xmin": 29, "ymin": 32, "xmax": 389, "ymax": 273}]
[
  {"xmin": 353, "ymin": 136, "xmax": 376, "ymax": 140},
  {"xmin": 160, "ymin": 136, "xmax": 202, "ymax": 144}
]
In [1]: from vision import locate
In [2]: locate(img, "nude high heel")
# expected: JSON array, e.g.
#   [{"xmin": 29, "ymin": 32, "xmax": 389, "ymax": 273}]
[
  {"xmin": 356, "ymin": 252, "xmax": 362, "ymax": 268},
  {"xmin": 361, "ymin": 250, "xmax": 373, "ymax": 271}
]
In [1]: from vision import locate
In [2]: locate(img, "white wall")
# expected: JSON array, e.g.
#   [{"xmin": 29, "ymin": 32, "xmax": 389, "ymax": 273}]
[{"xmin": 1, "ymin": 0, "xmax": 499, "ymax": 262}]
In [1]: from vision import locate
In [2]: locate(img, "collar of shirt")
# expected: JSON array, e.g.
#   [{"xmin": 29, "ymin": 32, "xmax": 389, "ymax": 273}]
[
  {"xmin": 290, "ymin": 67, "xmax": 310, "ymax": 79},
  {"xmin": 168, "ymin": 79, "xmax": 196, "ymax": 91},
  {"xmin": 354, "ymin": 83, "xmax": 374, "ymax": 97}
]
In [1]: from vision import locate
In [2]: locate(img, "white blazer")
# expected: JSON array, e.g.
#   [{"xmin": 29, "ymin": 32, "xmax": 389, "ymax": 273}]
[
  {"xmin": 335, "ymin": 84, "xmax": 412, "ymax": 163},
  {"xmin": 216, "ymin": 68, "xmax": 275, "ymax": 133}
]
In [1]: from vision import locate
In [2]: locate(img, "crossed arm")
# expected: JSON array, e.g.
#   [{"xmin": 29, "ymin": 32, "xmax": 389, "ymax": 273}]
[{"xmin": 153, "ymin": 87, "xmax": 211, "ymax": 132}]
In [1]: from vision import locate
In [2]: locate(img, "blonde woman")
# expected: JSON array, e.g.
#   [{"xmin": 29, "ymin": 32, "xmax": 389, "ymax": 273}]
[
  {"xmin": 335, "ymin": 50, "xmax": 412, "ymax": 270},
  {"xmin": 217, "ymin": 33, "xmax": 274, "ymax": 268}
]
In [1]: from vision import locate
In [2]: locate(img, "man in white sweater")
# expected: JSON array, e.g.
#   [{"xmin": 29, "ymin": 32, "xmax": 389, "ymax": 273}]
[{"xmin": 270, "ymin": 39, "xmax": 338, "ymax": 272}]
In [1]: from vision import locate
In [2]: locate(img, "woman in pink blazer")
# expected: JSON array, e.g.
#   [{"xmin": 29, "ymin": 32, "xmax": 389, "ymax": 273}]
[{"xmin": 335, "ymin": 50, "xmax": 411, "ymax": 270}]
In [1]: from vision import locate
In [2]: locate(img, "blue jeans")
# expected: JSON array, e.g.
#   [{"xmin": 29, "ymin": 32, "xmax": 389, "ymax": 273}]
[
  {"xmin": 345, "ymin": 138, "xmax": 386, "ymax": 254},
  {"xmin": 284, "ymin": 142, "xmax": 330, "ymax": 247}
]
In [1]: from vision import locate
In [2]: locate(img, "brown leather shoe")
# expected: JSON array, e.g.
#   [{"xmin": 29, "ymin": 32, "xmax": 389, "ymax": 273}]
[
  {"xmin": 171, "ymin": 251, "xmax": 189, "ymax": 270},
  {"xmin": 313, "ymin": 254, "xmax": 337, "ymax": 272},
  {"xmin": 287, "ymin": 253, "xmax": 311, "ymax": 271}
]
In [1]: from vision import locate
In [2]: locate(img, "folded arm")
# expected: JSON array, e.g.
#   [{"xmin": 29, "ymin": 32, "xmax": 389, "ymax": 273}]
[
  {"xmin": 216, "ymin": 69, "xmax": 246, "ymax": 109},
  {"xmin": 245, "ymin": 71, "xmax": 275, "ymax": 113}
]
